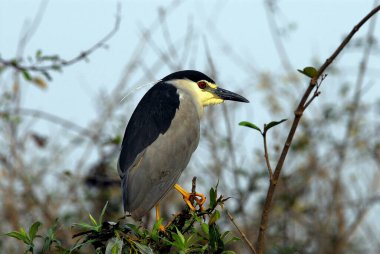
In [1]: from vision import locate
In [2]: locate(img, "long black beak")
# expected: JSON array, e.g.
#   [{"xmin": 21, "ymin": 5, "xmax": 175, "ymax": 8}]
[{"xmin": 214, "ymin": 87, "xmax": 249, "ymax": 103}]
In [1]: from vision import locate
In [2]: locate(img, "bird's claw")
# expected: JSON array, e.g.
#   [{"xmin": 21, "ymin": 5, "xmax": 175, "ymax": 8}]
[
  {"xmin": 174, "ymin": 184, "xmax": 206, "ymax": 211},
  {"xmin": 158, "ymin": 223, "xmax": 166, "ymax": 232},
  {"xmin": 183, "ymin": 192, "xmax": 206, "ymax": 211}
]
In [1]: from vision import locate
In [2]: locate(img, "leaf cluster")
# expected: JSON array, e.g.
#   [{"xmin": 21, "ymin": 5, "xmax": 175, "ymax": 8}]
[{"xmin": 3, "ymin": 185, "xmax": 240, "ymax": 254}]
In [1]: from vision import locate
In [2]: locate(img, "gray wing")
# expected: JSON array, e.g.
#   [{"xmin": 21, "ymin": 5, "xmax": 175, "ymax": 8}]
[{"xmin": 120, "ymin": 90, "xmax": 200, "ymax": 220}]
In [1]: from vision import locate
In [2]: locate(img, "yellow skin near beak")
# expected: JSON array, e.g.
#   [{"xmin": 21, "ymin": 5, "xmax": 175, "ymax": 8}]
[
  {"xmin": 168, "ymin": 79, "xmax": 225, "ymax": 117},
  {"xmin": 193, "ymin": 82, "xmax": 225, "ymax": 106}
]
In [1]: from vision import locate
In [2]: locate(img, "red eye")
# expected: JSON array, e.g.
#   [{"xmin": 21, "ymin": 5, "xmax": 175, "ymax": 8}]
[{"xmin": 197, "ymin": 81, "xmax": 207, "ymax": 89}]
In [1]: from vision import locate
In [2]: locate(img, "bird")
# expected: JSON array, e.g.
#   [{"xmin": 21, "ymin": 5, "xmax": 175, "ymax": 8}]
[{"xmin": 117, "ymin": 70, "xmax": 249, "ymax": 225}]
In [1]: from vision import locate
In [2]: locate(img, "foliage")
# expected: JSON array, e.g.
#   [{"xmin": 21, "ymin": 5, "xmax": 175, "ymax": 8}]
[
  {"xmin": 239, "ymin": 119, "xmax": 287, "ymax": 135},
  {"xmin": 3, "ymin": 185, "xmax": 240, "ymax": 253}
]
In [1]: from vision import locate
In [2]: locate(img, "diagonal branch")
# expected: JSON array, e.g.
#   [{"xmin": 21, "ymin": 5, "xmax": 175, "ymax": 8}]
[
  {"xmin": 226, "ymin": 209, "xmax": 257, "ymax": 254},
  {"xmin": 255, "ymin": 5, "xmax": 380, "ymax": 254}
]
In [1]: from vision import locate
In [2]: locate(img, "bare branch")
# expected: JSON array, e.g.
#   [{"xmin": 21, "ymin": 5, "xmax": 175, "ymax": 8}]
[
  {"xmin": 262, "ymin": 131, "xmax": 273, "ymax": 180},
  {"xmin": 255, "ymin": 5, "xmax": 380, "ymax": 253},
  {"xmin": 0, "ymin": 3, "xmax": 121, "ymax": 75},
  {"xmin": 304, "ymin": 74, "xmax": 326, "ymax": 109},
  {"xmin": 0, "ymin": 108, "xmax": 94, "ymax": 138},
  {"xmin": 225, "ymin": 209, "xmax": 257, "ymax": 254}
]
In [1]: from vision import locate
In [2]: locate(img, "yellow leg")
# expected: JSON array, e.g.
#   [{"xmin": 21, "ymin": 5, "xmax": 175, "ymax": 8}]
[
  {"xmin": 155, "ymin": 204, "xmax": 165, "ymax": 231},
  {"xmin": 174, "ymin": 184, "xmax": 206, "ymax": 211}
]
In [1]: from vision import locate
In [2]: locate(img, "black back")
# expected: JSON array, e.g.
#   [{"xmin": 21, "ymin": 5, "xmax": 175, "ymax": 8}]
[{"xmin": 118, "ymin": 81, "xmax": 180, "ymax": 174}]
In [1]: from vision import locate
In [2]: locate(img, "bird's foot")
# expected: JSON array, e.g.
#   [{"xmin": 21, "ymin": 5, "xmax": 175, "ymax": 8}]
[
  {"xmin": 158, "ymin": 223, "xmax": 166, "ymax": 232},
  {"xmin": 174, "ymin": 184, "xmax": 206, "ymax": 211},
  {"xmin": 155, "ymin": 204, "xmax": 167, "ymax": 232}
]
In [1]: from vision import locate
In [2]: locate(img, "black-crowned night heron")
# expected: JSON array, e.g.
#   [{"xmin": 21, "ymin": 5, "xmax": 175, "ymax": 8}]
[{"xmin": 118, "ymin": 70, "xmax": 249, "ymax": 225}]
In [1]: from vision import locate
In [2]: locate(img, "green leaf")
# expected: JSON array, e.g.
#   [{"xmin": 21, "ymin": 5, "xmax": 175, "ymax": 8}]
[
  {"xmin": 151, "ymin": 218, "xmax": 162, "ymax": 242},
  {"xmin": 36, "ymin": 49, "xmax": 42, "ymax": 58},
  {"xmin": 297, "ymin": 66, "xmax": 318, "ymax": 78},
  {"xmin": 126, "ymin": 223, "xmax": 142, "ymax": 236},
  {"xmin": 51, "ymin": 65, "xmax": 62, "ymax": 71},
  {"xmin": 69, "ymin": 239, "xmax": 97, "ymax": 252},
  {"xmin": 110, "ymin": 135, "xmax": 122, "ymax": 145},
  {"xmin": 176, "ymin": 227, "xmax": 185, "ymax": 245},
  {"xmin": 41, "ymin": 70, "xmax": 52, "ymax": 81},
  {"xmin": 209, "ymin": 187, "xmax": 217, "ymax": 208},
  {"xmin": 171, "ymin": 227, "xmax": 186, "ymax": 250},
  {"xmin": 221, "ymin": 230, "xmax": 231, "ymax": 240},
  {"xmin": 28, "ymin": 221, "xmax": 41, "ymax": 240},
  {"xmin": 19, "ymin": 227, "xmax": 29, "ymax": 240},
  {"xmin": 5, "ymin": 231, "xmax": 29, "ymax": 243},
  {"xmin": 239, "ymin": 121, "xmax": 262, "ymax": 133},
  {"xmin": 41, "ymin": 54, "xmax": 60, "ymax": 61},
  {"xmin": 224, "ymin": 236, "xmax": 240, "ymax": 246},
  {"xmin": 105, "ymin": 237, "xmax": 123, "ymax": 254},
  {"xmin": 134, "ymin": 242, "xmax": 154, "ymax": 254},
  {"xmin": 265, "ymin": 119, "xmax": 287, "ymax": 132},
  {"xmin": 42, "ymin": 219, "xmax": 60, "ymax": 252},
  {"xmin": 209, "ymin": 224, "xmax": 224, "ymax": 252},
  {"xmin": 72, "ymin": 222, "xmax": 96, "ymax": 231},
  {"xmin": 22, "ymin": 70, "xmax": 32, "ymax": 81},
  {"xmin": 99, "ymin": 201, "xmax": 108, "ymax": 225},
  {"xmin": 89, "ymin": 213, "xmax": 97, "ymax": 226},
  {"xmin": 201, "ymin": 223, "xmax": 209, "ymax": 236},
  {"xmin": 209, "ymin": 210, "xmax": 221, "ymax": 225}
]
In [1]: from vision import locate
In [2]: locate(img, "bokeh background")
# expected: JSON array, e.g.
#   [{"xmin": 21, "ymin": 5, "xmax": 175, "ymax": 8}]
[{"xmin": 1, "ymin": 0, "xmax": 380, "ymax": 253}]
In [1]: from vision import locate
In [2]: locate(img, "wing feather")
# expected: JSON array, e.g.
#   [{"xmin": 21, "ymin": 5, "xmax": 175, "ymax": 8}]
[
  {"xmin": 118, "ymin": 82, "xmax": 200, "ymax": 219},
  {"xmin": 118, "ymin": 82, "xmax": 179, "ymax": 179}
]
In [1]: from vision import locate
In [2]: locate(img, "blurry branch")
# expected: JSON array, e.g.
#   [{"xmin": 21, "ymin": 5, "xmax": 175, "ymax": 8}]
[
  {"xmin": 255, "ymin": 5, "xmax": 380, "ymax": 254},
  {"xmin": 205, "ymin": 41, "xmax": 246, "ymax": 214},
  {"xmin": 330, "ymin": 2, "xmax": 379, "ymax": 251},
  {"xmin": 226, "ymin": 209, "xmax": 257, "ymax": 254},
  {"xmin": 346, "ymin": 0, "xmax": 378, "ymax": 143},
  {"xmin": 16, "ymin": 0, "xmax": 49, "ymax": 58},
  {"xmin": 139, "ymin": 24, "xmax": 179, "ymax": 70},
  {"xmin": 0, "ymin": 108, "xmax": 94, "ymax": 139},
  {"xmin": 0, "ymin": 3, "xmax": 121, "ymax": 76},
  {"xmin": 264, "ymin": 0, "xmax": 296, "ymax": 77},
  {"xmin": 159, "ymin": 7, "xmax": 179, "ymax": 65}
]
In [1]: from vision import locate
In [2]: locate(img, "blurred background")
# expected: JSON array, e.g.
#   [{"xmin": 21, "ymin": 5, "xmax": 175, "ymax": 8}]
[{"xmin": 1, "ymin": 0, "xmax": 380, "ymax": 253}]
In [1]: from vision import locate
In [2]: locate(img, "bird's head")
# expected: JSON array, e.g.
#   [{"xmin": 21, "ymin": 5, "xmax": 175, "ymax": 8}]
[{"xmin": 162, "ymin": 70, "xmax": 249, "ymax": 107}]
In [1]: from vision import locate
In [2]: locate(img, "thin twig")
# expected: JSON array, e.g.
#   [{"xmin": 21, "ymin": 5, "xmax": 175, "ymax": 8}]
[
  {"xmin": 0, "ymin": 3, "xmax": 121, "ymax": 74},
  {"xmin": 15, "ymin": 0, "xmax": 49, "ymax": 59},
  {"xmin": 0, "ymin": 108, "xmax": 94, "ymax": 138},
  {"xmin": 304, "ymin": 74, "xmax": 326, "ymax": 109},
  {"xmin": 225, "ymin": 209, "xmax": 257, "ymax": 254},
  {"xmin": 191, "ymin": 176, "xmax": 197, "ymax": 196},
  {"xmin": 262, "ymin": 130, "xmax": 273, "ymax": 180},
  {"xmin": 264, "ymin": 0, "xmax": 296, "ymax": 77},
  {"xmin": 255, "ymin": 5, "xmax": 380, "ymax": 253}
]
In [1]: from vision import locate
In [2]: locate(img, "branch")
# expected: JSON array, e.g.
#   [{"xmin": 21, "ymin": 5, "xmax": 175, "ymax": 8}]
[
  {"xmin": 225, "ymin": 209, "xmax": 257, "ymax": 254},
  {"xmin": 304, "ymin": 74, "xmax": 326, "ymax": 109},
  {"xmin": 262, "ymin": 130, "xmax": 273, "ymax": 179},
  {"xmin": 0, "ymin": 3, "xmax": 121, "ymax": 75},
  {"xmin": 0, "ymin": 108, "xmax": 94, "ymax": 139},
  {"xmin": 255, "ymin": 5, "xmax": 380, "ymax": 253}
]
